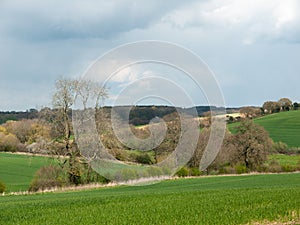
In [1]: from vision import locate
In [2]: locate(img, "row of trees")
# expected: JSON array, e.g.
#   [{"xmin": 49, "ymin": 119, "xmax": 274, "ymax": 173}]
[
  {"xmin": 262, "ymin": 98, "xmax": 297, "ymax": 114},
  {"xmin": 239, "ymin": 98, "xmax": 298, "ymax": 119}
]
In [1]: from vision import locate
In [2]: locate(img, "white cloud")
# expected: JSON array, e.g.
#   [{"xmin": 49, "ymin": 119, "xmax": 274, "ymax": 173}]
[
  {"xmin": 162, "ymin": 0, "xmax": 300, "ymax": 44},
  {"xmin": 0, "ymin": 0, "xmax": 300, "ymax": 109}
]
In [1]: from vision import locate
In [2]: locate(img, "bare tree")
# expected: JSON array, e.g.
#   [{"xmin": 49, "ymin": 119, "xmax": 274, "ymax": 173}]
[
  {"xmin": 76, "ymin": 79, "xmax": 108, "ymax": 110},
  {"xmin": 52, "ymin": 77, "xmax": 81, "ymax": 184}
]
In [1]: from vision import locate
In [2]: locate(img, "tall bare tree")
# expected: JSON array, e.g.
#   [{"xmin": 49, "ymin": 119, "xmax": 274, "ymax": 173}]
[
  {"xmin": 52, "ymin": 77, "xmax": 109, "ymax": 184},
  {"xmin": 52, "ymin": 77, "xmax": 80, "ymax": 184}
]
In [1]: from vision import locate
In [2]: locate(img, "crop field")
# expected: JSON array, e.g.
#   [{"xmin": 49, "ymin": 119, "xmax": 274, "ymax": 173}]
[
  {"xmin": 268, "ymin": 154, "xmax": 300, "ymax": 167},
  {"xmin": 228, "ymin": 110, "xmax": 300, "ymax": 147},
  {"xmin": 1, "ymin": 173, "xmax": 299, "ymax": 225},
  {"xmin": 0, "ymin": 152, "xmax": 53, "ymax": 192}
]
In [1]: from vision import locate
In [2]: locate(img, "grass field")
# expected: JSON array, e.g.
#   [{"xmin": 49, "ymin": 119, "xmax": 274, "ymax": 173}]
[
  {"xmin": 0, "ymin": 152, "xmax": 53, "ymax": 192},
  {"xmin": 0, "ymin": 173, "xmax": 299, "ymax": 225},
  {"xmin": 228, "ymin": 110, "xmax": 300, "ymax": 147},
  {"xmin": 268, "ymin": 154, "xmax": 300, "ymax": 167}
]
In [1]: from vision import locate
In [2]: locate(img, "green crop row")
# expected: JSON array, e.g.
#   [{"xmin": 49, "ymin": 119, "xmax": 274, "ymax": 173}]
[{"xmin": 0, "ymin": 173, "xmax": 299, "ymax": 225}]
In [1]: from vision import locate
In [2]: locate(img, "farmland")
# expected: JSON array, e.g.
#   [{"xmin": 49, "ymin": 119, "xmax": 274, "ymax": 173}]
[
  {"xmin": 228, "ymin": 110, "xmax": 300, "ymax": 147},
  {"xmin": 1, "ymin": 173, "xmax": 299, "ymax": 225},
  {"xmin": 268, "ymin": 154, "xmax": 300, "ymax": 167},
  {"xmin": 0, "ymin": 152, "xmax": 53, "ymax": 192}
]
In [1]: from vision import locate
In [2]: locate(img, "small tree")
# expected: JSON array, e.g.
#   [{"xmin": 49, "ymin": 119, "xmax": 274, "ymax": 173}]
[
  {"xmin": 293, "ymin": 102, "xmax": 299, "ymax": 110},
  {"xmin": 278, "ymin": 98, "xmax": 293, "ymax": 111},
  {"xmin": 231, "ymin": 119, "xmax": 272, "ymax": 170},
  {"xmin": 262, "ymin": 101, "xmax": 281, "ymax": 114}
]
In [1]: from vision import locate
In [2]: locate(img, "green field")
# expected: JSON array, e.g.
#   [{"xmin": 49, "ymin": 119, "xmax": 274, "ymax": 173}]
[
  {"xmin": 229, "ymin": 110, "xmax": 300, "ymax": 147},
  {"xmin": 268, "ymin": 154, "xmax": 300, "ymax": 167},
  {"xmin": 0, "ymin": 173, "xmax": 299, "ymax": 225},
  {"xmin": 0, "ymin": 152, "xmax": 53, "ymax": 192}
]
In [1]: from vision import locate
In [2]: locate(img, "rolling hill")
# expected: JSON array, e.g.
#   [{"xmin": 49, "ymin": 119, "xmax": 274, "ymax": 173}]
[
  {"xmin": 229, "ymin": 110, "xmax": 300, "ymax": 147},
  {"xmin": 0, "ymin": 153, "xmax": 53, "ymax": 192}
]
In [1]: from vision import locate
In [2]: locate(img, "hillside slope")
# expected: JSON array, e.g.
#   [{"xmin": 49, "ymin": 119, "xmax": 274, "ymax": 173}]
[
  {"xmin": 229, "ymin": 110, "xmax": 300, "ymax": 147},
  {"xmin": 0, "ymin": 153, "xmax": 53, "ymax": 192}
]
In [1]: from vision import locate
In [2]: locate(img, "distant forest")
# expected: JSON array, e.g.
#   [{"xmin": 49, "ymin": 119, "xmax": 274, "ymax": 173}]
[{"xmin": 0, "ymin": 106, "xmax": 239, "ymax": 125}]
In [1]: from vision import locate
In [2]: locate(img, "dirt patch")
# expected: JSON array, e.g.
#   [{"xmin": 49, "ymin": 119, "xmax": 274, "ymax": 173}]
[{"xmin": 245, "ymin": 211, "xmax": 300, "ymax": 225}]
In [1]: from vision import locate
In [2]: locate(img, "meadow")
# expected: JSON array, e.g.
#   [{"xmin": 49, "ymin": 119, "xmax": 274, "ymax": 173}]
[
  {"xmin": 228, "ymin": 110, "xmax": 300, "ymax": 147},
  {"xmin": 0, "ymin": 152, "xmax": 53, "ymax": 192},
  {"xmin": 0, "ymin": 173, "xmax": 299, "ymax": 225},
  {"xmin": 268, "ymin": 154, "xmax": 300, "ymax": 167}
]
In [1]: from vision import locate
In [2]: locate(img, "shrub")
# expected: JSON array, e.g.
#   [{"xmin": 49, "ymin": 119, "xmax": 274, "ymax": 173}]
[
  {"xmin": 0, "ymin": 133, "xmax": 20, "ymax": 152},
  {"xmin": 135, "ymin": 153, "xmax": 154, "ymax": 165},
  {"xmin": 176, "ymin": 167, "xmax": 189, "ymax": 177},
  {"xmin": 29, "ymin": 165, "xmax": 68, "ymax": 192},
  {"xmin": 146, "ymin": 166, "xmax": 164, "ymax": 177},
  {"xmin": 257, "ymin": 163, "xmax": 268, "ymax": 173},
  {"xmin": 266, "ymin": 159, "xmax": 281, "ymax": 173},
  {"xmin": 219, "ymin": 166, "xmax": 236, "ymax": 174},
  {"xmin": 272, "ymin": 142, "xmax": 290, "ymax": 154},
  {"xmin": 120, "ymin": 168, "xmax": 138, "ymax": 181},
  {"xmin": 189, "ymin": 167, "xmax": 202, "ymax": 176},
  {"xmin": 0, "ymin": 180, "xmax": 6, "ymax": 193},
  {"xmin": 281, "ymin": 165, "xmax": 297, "ymax": 173},
  {"xmin": 235, "ymin": 165, "xmax": 247, "ymax": 174},
  {"xmin": 114, "ymin": 149, "xmax": 129, "ymax": 161}
]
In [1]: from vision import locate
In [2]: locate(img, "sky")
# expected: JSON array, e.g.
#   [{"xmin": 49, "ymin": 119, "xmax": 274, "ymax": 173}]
[{"xmin": 0, "ymin": 0, "xmax": 300, "ymax": 111}]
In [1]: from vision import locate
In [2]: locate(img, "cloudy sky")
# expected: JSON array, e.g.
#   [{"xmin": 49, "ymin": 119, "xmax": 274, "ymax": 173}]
[{"xmin": 0, "ymin": 0, "xmax": 300, "ymax": 110}]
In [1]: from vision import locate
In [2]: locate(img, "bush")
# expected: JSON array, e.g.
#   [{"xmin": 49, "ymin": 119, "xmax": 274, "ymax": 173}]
[
  {"xmin": 176, "ymin": 167, "xmax": 189, "ymax": 177},
  {"xmin": 267, "ymin": 160, "xmax": 282, "ymax": 173},
  {"xmin": 120, "ymin": 168, "xmax": 138, "ymax": 181},
  {"xmin": 272, "ymin": 142, "xmax": 290, "ymax": 154},
  {"xmin": 281, "ymin": 165, "xmax": 297, "ymax": 172},
  {"xmin": 146, "ymin": 166, "xmax": 164, "ymax": 177},
  {"xmin": 189, "ymin": 167, "xmax": 202, "ymax": 176},
  {"xmin": 29, "ymin": 165, "xmax": 69, "ymax": 192},
  {"xmin": 235, "ymin": 165, "xmax": 247, "ymax": 174},
  {"xmin": 0, "ymin": 133, "xmax": 20, "ymax": 152},
  {"xmin": 135, "ymin": 153, "xmax": 154, "ymax": 165},
  {"xmin": 257, "ymin": 163, "xmax": 268, "ymax": 173},
  {"xmin": 219, "ymin": 166, "xmax": 236, "ymax": 174},
  {"xmin": 0, "ymin": 180, "xmax": 6, "ymax": 193}
]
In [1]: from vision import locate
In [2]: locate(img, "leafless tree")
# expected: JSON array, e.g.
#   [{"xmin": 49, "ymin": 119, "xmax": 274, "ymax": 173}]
[{"xmin": 52, "ymin": 77, "xmax": 80, "ymax": 184}]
